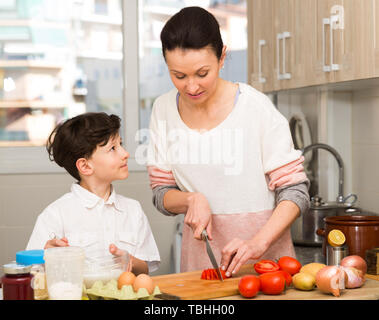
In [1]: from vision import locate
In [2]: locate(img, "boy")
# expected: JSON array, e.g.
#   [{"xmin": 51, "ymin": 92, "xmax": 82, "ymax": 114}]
[{"xmin": 26, "ymin": 112, "xmax": 160, "ymax": 275}]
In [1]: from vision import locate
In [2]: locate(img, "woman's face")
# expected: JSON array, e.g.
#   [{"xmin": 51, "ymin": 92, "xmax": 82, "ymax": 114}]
[{"xmin": 165, "ymin": 46, "xmax": 226, "ymax": 105}]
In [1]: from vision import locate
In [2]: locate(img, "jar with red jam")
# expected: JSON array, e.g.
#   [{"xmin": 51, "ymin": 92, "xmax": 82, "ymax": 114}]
[{"xmin": 2, "ymin": 262, "xmax": 34, "ymax": 300}]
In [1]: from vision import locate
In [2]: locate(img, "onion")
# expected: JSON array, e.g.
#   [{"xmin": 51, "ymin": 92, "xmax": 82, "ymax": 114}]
[
  {"xmin": 315, "ymin": 266, "xmax": 346, "ymax": 297},
  {"xmin": 340, "ymin": 266, "xmax": 365, "ymax": 289},
  {"xmin": 340, "ymin": 255, "xmax": 367, "ymax": 275}
]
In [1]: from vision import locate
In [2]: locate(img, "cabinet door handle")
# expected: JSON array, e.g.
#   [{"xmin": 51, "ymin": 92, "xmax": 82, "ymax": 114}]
[
  {"xmin": 276, "ymin": 33, "xmax": 281, "ymax": 80},
  {"xmin": 258, "ymin": 39, "xmax": 266, "ymax": 83},
  {"xmin": 330, "ymin": 15, "xmax": 340, "ymax": 71},
  {"xmin": 322, "ymin": 15, "xmax": 340, "ymax": 72},
  {"xmin": 277, "ymin": 32, "xmax": 292, "ymax": 80},
  {"xmin": 322, "ymin": 17, "xmax": 330, "ymax": 72},
  {"xmin": 281, "ymin": 31, "xmax": 291, "ymax": 80}
]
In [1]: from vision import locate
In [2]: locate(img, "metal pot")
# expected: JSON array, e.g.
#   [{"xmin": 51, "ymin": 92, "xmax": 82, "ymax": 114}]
[
  {"xmin": 291, "ymin": 195, "xmax": 359, "ymax": 246},
  {"xmin": 291, "ymin": 143, "xmax": 358, "ymax": 246},
  {"xmin": 316, "ymin": 215, "xmax": 379, "ymax": 259}
]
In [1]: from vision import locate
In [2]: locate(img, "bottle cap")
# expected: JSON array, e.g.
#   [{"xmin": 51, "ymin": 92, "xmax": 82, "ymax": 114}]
[{"xmin": 16, "ymin": 250, "xmax": 45, "ymax": 265}]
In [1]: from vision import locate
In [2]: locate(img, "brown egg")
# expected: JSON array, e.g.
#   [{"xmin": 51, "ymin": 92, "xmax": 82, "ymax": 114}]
[
  {"xmin": 117, "ymin": 271, "xmax": 136, "ymax": 289},
  {"xmin": 133, "ymin": 273, "xmax": 154, "ymax": 295}
]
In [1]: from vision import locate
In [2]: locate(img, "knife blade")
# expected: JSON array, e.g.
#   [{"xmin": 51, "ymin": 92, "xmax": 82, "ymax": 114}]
[{"xmin": 201, "ymin": 230, "xmax": 223, "ymax": 282}]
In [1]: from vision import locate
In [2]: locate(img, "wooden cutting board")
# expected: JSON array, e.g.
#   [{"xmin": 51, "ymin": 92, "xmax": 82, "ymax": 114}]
[
  {"xmin": 152, "ymin": 264, "xmax": 379, "ymax": 300},
  {"xmin": 152, "ymin": 264, "xmax": 259, "ymax": 300}
]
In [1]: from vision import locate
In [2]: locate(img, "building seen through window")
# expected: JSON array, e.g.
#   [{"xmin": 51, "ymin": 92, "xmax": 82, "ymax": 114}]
[
  {"xmin": 0, "ymin": 0, "xmax": 123, "ymax": 146},
  {"xmin": 0, "ymin": 0, "xmax": 247, "ymax": 148}
]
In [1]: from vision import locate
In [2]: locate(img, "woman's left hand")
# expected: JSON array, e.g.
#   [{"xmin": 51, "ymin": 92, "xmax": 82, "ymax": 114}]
[{"xmin": 220, "ymin": 238, "xmax": 268, "ymax": 277}]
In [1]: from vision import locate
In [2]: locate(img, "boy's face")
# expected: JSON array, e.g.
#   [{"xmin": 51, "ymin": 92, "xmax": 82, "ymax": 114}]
[{"xmin": 87, "ymin": 134, "xmax": 129, "ymax": 183}]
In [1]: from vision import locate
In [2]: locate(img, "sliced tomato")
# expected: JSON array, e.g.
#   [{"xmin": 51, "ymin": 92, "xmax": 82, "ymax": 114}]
[
  {"xmin": 220, "ymin": 269, "xmax": 228, "ymax": 280},
  {"xmin": 200, "ymin": 268, "xmax": 231, "ymax": 280},
  {"xmin": 254, "ymin": 260, "xmax": 280, "ymax": 274}
]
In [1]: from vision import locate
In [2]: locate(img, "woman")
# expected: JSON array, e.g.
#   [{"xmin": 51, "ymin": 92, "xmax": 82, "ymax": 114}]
[{"xmin": 147, "ymin": 6, "xmax": 309, "ymax": 276}]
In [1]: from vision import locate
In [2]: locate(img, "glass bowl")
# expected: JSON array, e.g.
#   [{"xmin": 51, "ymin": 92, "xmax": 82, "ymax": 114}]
[{"xmin": 83, "ymin": 248, "xmax": 129, "ymax": 289}]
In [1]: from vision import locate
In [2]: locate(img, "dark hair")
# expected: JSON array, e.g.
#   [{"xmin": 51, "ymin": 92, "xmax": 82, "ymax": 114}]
[
  {"xmin": 46, "ymin": 112, "xmax": 121, "ymax": 181},
  {"xmin": 160, "ymin": 6, "xmax": 223, "ymax": 60}
]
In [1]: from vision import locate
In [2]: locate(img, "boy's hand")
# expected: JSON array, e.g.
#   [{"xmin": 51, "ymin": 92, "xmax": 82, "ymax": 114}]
[
  {"xmin": 44, "ymin": 237, "xmax": 69, "ymax": 249},
  {"xmin": 109, "ymin": 243, "xmax": 132, "ymax": 272}
]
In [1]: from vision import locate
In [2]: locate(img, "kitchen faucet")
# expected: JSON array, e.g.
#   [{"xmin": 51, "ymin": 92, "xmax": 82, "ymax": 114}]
[{"xmin": 302, "ymin": 143, "xmax": 357, "ymax": 204}]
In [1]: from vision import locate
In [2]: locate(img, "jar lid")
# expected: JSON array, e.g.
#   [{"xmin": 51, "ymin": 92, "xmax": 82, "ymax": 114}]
[
  {"xmin": 3, "ymin": 262, "xmax": 32, "ymax": 274},
  {"xmin": 16, "ymin": 250, "xmax": 45, "ymax": 265}
]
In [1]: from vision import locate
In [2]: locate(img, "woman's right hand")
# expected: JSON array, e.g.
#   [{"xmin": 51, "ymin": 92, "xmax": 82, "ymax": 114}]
[
  {"xmin": 185, "ymin": 192, "xmax": 213, "ymax": 240},
  {"xmin": 44, "ymin": 237, "xmax": 69, "ymax": 249}
]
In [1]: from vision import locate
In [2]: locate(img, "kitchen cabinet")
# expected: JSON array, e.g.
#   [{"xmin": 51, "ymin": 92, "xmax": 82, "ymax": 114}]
[
  {"xmin": 249, "ymin": 0, "xmax": 296, "ymax": 92},
  {"xmin": 317, "ymin": 0, "xmax": 375, "ymax": 84},
  {"xmin": 374, "ymin": 0, "xmax": 379, "ymax": 76},
  {"xmin": 272, "ymin": 0, "xmax": 295, "ymax": 91},
  {"xmin": 248, "ymin": 0, "xmax": 274, "ymax": 92},
  {"xmin": 248, "ymin": 0, "xmax": 377, "ymax": 93},
  {"xmin": 292, "ymin": 0, "xmax": 318, "ymax": 89}
]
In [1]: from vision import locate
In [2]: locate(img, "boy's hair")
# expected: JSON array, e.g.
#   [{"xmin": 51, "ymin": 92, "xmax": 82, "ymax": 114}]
[{"xmin": 46, "ymin": 112, "xmax": 121, "ymax": 181}]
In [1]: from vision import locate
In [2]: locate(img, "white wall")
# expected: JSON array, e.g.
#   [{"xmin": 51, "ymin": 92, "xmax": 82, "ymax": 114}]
[
  {"xmin": 0, "ymin": 171, "xmax": 178, "ymax": 276},
  {"xmin": 277, "ymin": 86, "xmax": 379, "ymax": 214},
  {"xmin": 351, "ymin": 88, "xmax": 379, "ymax": 212}
]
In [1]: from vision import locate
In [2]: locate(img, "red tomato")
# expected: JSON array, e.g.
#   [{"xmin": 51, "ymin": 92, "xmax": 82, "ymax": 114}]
[
  {"xmin": 259, "ymin": 272, "xmax": 286, "ymax": 295},
  {"xmin": 276, "ymin": 270, "xmax": 292, "ymax": 287},
  {"xmin": 220, "ymin": 269, "xmax": 230, "ymax": 280},
  {"xmin": 278, "ymin": 256, "xmax": 302, "ymax": 275},
  {"xmin": 238, "ymin": 275, "xmax": 261, "ymax": 298},
  {"xmin": 200, "ymin": 268, "xmax": 231, "ymax": 280},
  {"xmin": 254, "ymin": 259, "xmax": 280, "ymax": 274}
]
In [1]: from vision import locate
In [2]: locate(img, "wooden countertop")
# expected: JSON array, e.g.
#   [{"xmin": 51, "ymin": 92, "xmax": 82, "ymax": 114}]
[
  {"xmin": 152, "ymin": 265, "xmax": 379, "ymax": 300},
  {"xmin": 217, "ymin": 276, "xmax": 379, "ymax": 300}
]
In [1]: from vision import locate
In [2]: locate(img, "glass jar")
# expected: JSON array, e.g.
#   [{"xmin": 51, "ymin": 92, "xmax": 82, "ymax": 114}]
[
  {"xmin": 16, "ymin": 249, "xmax": 48, "ymax": 300},
  {"xmin": 2, "ymin": 262, "xmax": 34, "ymax": 300}
]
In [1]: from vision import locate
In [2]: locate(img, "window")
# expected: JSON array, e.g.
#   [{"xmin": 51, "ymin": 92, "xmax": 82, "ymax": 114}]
[
  {"xmin": 0, "ymin": 0, "xmax": 126, "ymax": 173},
  {"xmin": 0, "ymin": 0, "xmax": 247, "ymax": 173}
]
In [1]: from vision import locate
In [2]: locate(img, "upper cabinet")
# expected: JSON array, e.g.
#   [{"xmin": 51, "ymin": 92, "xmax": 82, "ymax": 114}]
[
  {"xmin": 249, "ymin": 0, "xmax": 377, "ymax": 93},
  {"xmin": 248, "ymin": 0, "xmax": 274, "ymax": 93}
]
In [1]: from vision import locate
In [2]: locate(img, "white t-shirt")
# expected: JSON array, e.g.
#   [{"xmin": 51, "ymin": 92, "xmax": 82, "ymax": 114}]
[
  {"xmin": 147, "ymin": 82, "xmax": 302, "ymax": 215},
  {"xmin": 26, "ymin": 183, "xmax": 160, "ymax": 273}
]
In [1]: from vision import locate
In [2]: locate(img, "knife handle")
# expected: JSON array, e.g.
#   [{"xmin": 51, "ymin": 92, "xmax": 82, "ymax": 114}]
[{"xmin": 201, "ymin": 229, "xmax": 208, "ymax": 240}]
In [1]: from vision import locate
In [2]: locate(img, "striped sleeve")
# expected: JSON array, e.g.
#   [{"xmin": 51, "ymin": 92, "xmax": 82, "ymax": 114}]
[
  {"xmin": 267, "ymin": 156, "xmax": 308, "ymax": 191},
  {"xmin": 147, "ymin": 166, "xmax": 177, "ymax": 189}
]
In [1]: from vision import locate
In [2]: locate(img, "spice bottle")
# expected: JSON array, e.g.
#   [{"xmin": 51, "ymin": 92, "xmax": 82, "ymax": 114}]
[
  {"xmin": 16, "ymin": 249, "xmax": 48, "ymax": 300},
  {"xmin": 2, "ymin": 262, "xmax": 34, "ymax": 300}
]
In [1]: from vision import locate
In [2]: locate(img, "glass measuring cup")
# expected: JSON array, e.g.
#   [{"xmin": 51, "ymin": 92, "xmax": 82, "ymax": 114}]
[{"xmin": 44, "ymin": 247, "xmax": 85, "ymax": 300}]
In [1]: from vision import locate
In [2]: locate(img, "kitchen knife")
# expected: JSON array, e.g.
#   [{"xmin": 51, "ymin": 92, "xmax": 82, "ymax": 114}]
[{"xmin": 201, "ymin": 230, "xmax": 223, "ymax": 282}]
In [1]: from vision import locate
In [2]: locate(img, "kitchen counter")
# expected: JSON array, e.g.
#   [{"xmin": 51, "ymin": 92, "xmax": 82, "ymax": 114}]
[
  {"xmin": 217, "ymin": 276, "xmax": 379, "ymax": 300},
  {"xmin": 152, "ymin": 264, "xmax": 379, "ymax": 300},
  {"xmin": 1, "ymin": 270, "xmax": 378, "ymax": 301}
]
